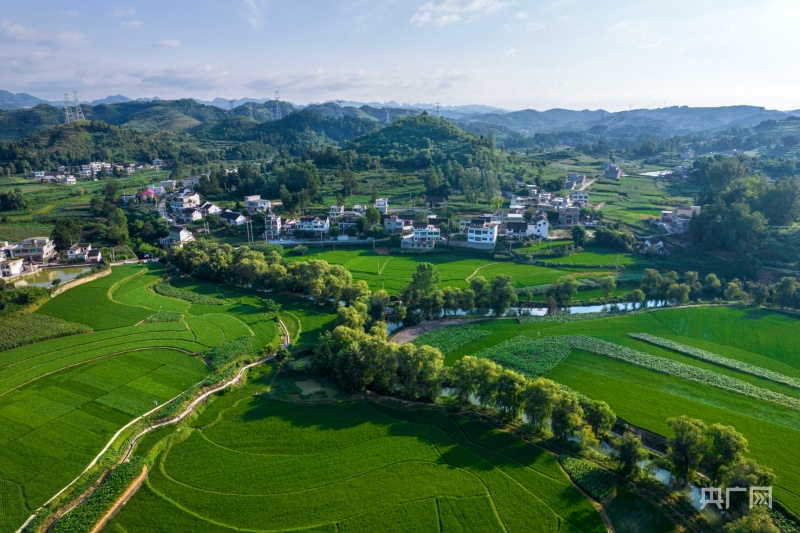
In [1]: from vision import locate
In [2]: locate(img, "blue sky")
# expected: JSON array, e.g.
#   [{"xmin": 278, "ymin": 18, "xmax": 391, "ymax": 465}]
[{"xmin": 1, "ymin": 0, "xmax": 798, "ymax": 110}]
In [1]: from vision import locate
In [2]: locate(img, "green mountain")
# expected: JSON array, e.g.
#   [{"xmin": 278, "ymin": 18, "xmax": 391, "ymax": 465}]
[
  {"xmin": 0, "ymin": 121, "xmax": 206, "ymax": 169},
  {"xmin": 0, "ymin": 105, "xmax": 64, "ymax": 141},
  {"xmin": 347, "ymin": 113, "xmax": 491, "ymax": 166}
]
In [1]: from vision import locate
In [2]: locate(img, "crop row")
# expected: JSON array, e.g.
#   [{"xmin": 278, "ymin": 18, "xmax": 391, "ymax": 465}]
[
  {"xmin": 411, "ymin": 325, "xmax": 489, "ymax": 355},
  {"xmin": 518, "ymin": 310, "xmax": 639, "ymax": 325},
  {"xmin": 205, "ymin": 337, "xmax": 252, "ymax": 370},
  {"xmin": 559, "ymin": 456, "xmax": 617, "ymax": 502},
  {"xmin": 143, "ymin": 311, "xmax": 183, "ymax": 324},
  {"xmin": 563, "ymin": 336, "xmax": 800, "ymax": 411},
  {"xmin": 0, "ymin": 314, "xmax": 91, "ymax": 353},
  {"xmin": 628, "ymin": 333, "xmax": 800, "ymax": 390},
  {"xmin": 153, "ymin": 282, "xmax": 227, "ymax": 305},
  {"xmin": 473, "ymin": 336, "xmax": 571, "ymax": 377},
  {"xmin": 51, "ymin": 457, "xmax": 146, "ymax": 533}
]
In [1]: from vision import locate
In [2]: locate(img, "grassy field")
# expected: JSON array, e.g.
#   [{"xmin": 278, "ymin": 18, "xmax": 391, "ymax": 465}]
[
  {"xmin": 109, "ymin": 364, "xmax": 606, "ymax": 533},
  {"xmin": 284, "ymin": 247, "xmax": 613, "ymax": 293},
  {"xmin": 446, "ymin": 306, "xmax": 800, "ymax": 515}
]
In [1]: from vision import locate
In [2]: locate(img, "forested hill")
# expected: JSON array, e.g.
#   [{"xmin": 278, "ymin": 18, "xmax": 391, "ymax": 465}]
[
  {"xmin": 0, "ymin": 121, "xmax": 209, "ymax": 170},
  {"xmin": 347, "ymin": 113, "xmax": 493, "ymax": 168},
  {"xmin": 0, "ymin": 104, "xmax": 64, "ymax": 142},
  {"xmin": 196, "ymin": 110, "xmax": 383, "ymax": 159}
]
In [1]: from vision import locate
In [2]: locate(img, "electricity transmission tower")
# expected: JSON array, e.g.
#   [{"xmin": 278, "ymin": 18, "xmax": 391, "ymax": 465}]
[
  {"xmin": 63, "ymin": 93, "xmax": 75, "ymax": 124},
  {"xmin": 72, "ymin": 92, "xmax": 85, "ymax": 120}
]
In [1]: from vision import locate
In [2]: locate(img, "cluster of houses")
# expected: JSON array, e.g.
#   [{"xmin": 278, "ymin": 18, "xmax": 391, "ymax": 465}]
[
  {"xmin": 656, "ymin": 206, "xmax": 701, "ymax": 235},
  {"xmin": 506, "ymin": 183, "xmax": 588, "ymax": 228},
  {"xmin": 0, "ymin": 237, "xmax": 103, "ymax": 280}
]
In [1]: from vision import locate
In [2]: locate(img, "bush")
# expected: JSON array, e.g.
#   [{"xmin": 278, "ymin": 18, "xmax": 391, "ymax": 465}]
[
  {"xmin": 290, "ymin": 245, "xmax": 309, "ymax": 256},
  {"xmin": 51, "ymin": 457, "xmax": 146, "ymax": 533},
  {"xmin": 0, "ymin": 314, "xmax": 91, "ymax": 352}
]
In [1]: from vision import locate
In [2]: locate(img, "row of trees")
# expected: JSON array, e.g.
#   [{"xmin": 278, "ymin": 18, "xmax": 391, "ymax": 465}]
[{"xmin": 400, "ymin": 263, "xmax": 518, "ymax": 322}]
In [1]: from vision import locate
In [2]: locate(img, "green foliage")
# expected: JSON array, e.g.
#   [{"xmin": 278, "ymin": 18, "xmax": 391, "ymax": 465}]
[
  {"xmin": 0, "ymin": 313, "xmax": 91, "ymax": 352},
  {"xmin": 153, "ymin": 281, "xmax": 228, "ymax": 305},
  {"xmin": 51, "ymin": 457, "xmax": 146, "ymax": 533},
  {"xmin": 629, "ymin": 333, "xmax": 800, "ymax": 389},
  {"xmin": 473, "ymin": 336, "xmax": 570, "ymax": 377},
  {"xmin": 143, "ymin": 310, "xmax": 183, "ymax": 323},
  {"xmin": 559, "ymin": 456, "xmax": 617, "ymax": 502},
  {"xmin": 410, "ymin": 324, "xmax": 489, "ymax": 354},
  {"xmin": 205, "ymin": 337, "xmax": 252, "ymax": 370}
]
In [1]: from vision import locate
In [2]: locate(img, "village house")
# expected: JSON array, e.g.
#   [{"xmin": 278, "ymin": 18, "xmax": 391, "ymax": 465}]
[
  {"xmin": 296, "ymin": 215, "xmax": 330, "ymax": 236},
  {"xmin": 382, "ymin": 214, "xmax": 414, "ymax": 235},
  {"xmin": 87, "ymin": 249, "xmax": 102, "ymax": 263},
  {"xmin": 559, "ymin": 206, "xmax": 581, "ymax": 226},
  {"xmin": 0, "ymin": 257, "xmax": 24, "ymax": 278},
  {"xmin": 329, "ymin": 205, "xmax": 345, "ymax": 222},
  {"xmin": 160, "ymin": 225, "xmax": 195, "ymax": 248},
  {"xmin": 264, "ymin": 214, "xmax": 282, "ymax": 238},
  {"xmin": 603, "ymin": 164, "xmax": 623, "ymax": 179},
  {"xmin": 181, "ymin": 208, "xmax": 203, "ymax": 223},
  {"xmin": 198, "ymin": 202, "xmax": 221, "ymax": 216},
  {"xmin": 219, "ymin": 209, "xmax": 247, "ymax": 226},
  {"xmin": 337, "ymin": 211, "xmax": 362, "ymax": 231},
  {"xmin": 14, "ymin": 237, "xmax": 57, "ymax": 262},
  {"xmin": 170, "ymin": 192, "xmax": 200, "ymax": 211},
  {"xmin": 374, "ymin": 198, "xmax": 389, "ymax": 214},
  {"xmin": 244, "ymin": 195, "xmax": 271, "ymax": 213},
  {"xmin": 402, "ymin": 224, "xmax": 441, "ymax": 249},
  {"xmin": 569, "ymin": 191, "xmax": 589, "ymax": 205},
  {"xmin": 467, "ymin": 219, "xmax": 499, "ymax": 246},
  {"xmin": 67, "ymin": 243, "xmax": 92, "ymax": 261}
]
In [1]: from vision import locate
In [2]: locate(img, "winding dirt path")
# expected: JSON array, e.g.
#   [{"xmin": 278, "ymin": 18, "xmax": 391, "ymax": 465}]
[{"xmin": 465, "ymin": 262, "xmax": 504, "ymax": 281}]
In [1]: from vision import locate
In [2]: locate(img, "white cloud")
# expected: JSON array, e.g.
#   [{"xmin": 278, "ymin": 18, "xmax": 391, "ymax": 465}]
[
  {"xmin": 240, "ymin": 0, "xmax": 268, "ymax": 30},
  {"xmin": 514, "ymin": 11, "xmax": 527, "ymax": 19},
  {"xmin": 121, "ymin": 20, "xmax": 142, "ymax": 29},
  {"xmin": 410, "ymin": 0, "xmax": 513, "ymax": 27},
  {"xmin": 504, "ymin": 48, "xmax": 518, "ymax": 57},
  {"xmin": 526, "ymin": 22, "xmax": 546, "ymax": 31},
  {"xmin": 109, "ymin": 7, "xmax": 136, "ymax": 18},
  {"xmin": 0, "ymin": 19, "xmax": 86, "ymax": 46},
  {"xmin": 155, "ymin": 39, "xmax": 181, "ymax": 48}
]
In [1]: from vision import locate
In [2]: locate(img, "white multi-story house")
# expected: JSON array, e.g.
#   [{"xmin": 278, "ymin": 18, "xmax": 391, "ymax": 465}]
[
  {"xmin": 383, "ymin": 214, "xmax": 414, "ymax": 235},
  {"xmin": 198, "ymin": 202, "xmax": 221, "ymax": 216},
  {"xmin": 264, "ymin": 214, "xmax": 282, "ymax": 238},
  {"xmin": 374, "ymin": 198, "xmax": 389, "ymax": 214},
  {"xmin": 0, "ymin": 258, "xmax": 24, "ymax": 277},
  {"xmin": 569, "ymin": 191, "xmax": 589, "ymax": 205},
  {"xmin": 62, "ymin": 175, "xmax": 77, "ymax": 185},
  {"xmin": 14, "ymin": 237, "xmax": 57, "ymax": 262},
  {"xmin": 244, "ymin": 195, "xmax": 271, "ymax": 213},
  {"xmin": 296, "ymin": 215, "xmax": 330, "ymax": 235},
  {"xmin": 467, "ymin": 222, "xmax": 498, "ymax": 245},
  {"xmin": 170, "ymin": 193, "xmax": 200, "ymax": 211},
  {"xmin": 413, "ymin": 225, "xmax": 440, "ymax": 243},
  {"xmin": 329, "ymin": 205, "xmax": 345, "ymax": 222},
  {"xmin": 560, "ymin": 206, "xmax": 581, "ymax": 226}
]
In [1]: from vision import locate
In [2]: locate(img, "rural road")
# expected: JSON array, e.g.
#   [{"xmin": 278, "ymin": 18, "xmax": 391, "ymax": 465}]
[{"xmin": 389, "ymin": 318, "xmax": 484, "ymax": 345}]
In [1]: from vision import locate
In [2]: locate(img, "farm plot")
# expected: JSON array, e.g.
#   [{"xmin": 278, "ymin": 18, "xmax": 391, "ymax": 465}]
[
  {"xmin": 455, "ymin": 306, "xmax": 800, "ymax": 516},
  {"xmin": 37, "ymin": 265, "xmax": 154, "ymax": 329},
  {"xmin": 410, "ymin": 324, "xmax": 489, "ymax": 355},
  {"xmin": 0, "ymin": 314, "xmax": 91, "ymax": 352},
  {"xmin": 0, "ymin": 347, "xmax": 208, "ymax": 515},
  {"xmin": 110, "ymin": 368, "xmax": 605, "ymax": 533}
]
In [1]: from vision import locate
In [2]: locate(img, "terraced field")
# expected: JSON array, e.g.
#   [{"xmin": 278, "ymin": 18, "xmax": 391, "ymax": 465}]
[
  {"xmin": 109, "ymin": 365, "xmax": 606, "ymax": 532},
  {"xmin": 443, "ymin": 306, "xmax": 800, "ymax": 516},
  {"xmin": 0, "ymin": 263, "xmax": 291, "ymax": 530}
]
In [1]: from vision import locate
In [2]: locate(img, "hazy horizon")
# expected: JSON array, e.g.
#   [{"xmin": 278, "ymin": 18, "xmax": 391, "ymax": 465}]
[{"xmin": 2, "ymin": 0, "xmax": 798, "ymax": 111}]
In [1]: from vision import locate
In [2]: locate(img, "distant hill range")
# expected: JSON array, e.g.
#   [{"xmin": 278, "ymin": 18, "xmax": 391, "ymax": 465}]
[{"xmin": 2, "ymin": 89, "xmax": 800, "ymax": 148}]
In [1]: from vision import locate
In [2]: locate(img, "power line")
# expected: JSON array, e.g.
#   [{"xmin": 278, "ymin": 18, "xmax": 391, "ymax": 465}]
[
  {"xmin": 73, "ymin": 92, "xmax": 85, "ymax": 121},
  {"xmin": 63, "ymin": 93, "xmax": 75, "ymax": 124}
]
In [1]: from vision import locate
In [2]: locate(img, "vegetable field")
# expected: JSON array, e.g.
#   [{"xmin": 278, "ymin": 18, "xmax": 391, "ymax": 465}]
[{"xmin": 411, "ymin": 324, "xmax": 489, "ymax": 354}]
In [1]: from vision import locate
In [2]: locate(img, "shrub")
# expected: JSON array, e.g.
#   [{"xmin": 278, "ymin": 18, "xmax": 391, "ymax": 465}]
[{"xmin": 290, "ymin": 245, "xmax": 309, "ymax": 256}]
